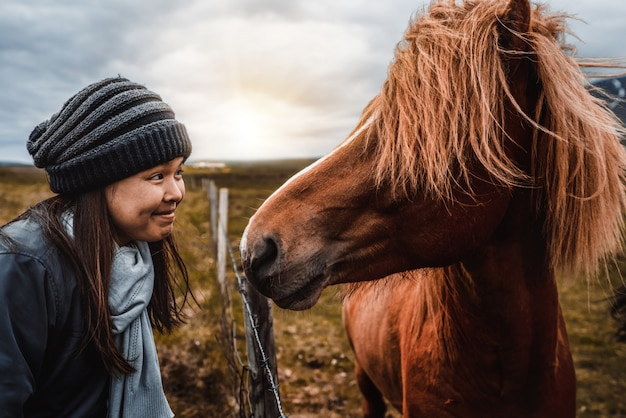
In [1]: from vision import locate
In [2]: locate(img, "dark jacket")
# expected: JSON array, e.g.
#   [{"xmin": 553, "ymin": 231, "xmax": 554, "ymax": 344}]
[{"xmin": 0, "ymin": 217, "xmax": 108, "ymax": 417}]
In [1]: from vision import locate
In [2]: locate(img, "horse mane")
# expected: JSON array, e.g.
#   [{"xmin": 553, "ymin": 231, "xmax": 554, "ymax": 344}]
[
  {"xmin": 343, "ymin": 265, "xmax": 496, "ymax": 381},
  {"xmin": 351, "ymin": 0, "xmax": 626, "ymax": 277}
]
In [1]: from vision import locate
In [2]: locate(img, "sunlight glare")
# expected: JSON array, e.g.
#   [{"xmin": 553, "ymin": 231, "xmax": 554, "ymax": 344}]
[{"xmin": 225, "ymin": 95, "xmax": 273, "ymax": 158}]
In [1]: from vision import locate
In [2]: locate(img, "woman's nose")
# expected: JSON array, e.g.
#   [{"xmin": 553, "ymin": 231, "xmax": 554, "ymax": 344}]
[{"xmin": 165, "ymin": 178, "xmax": 185, "ymax": 202}]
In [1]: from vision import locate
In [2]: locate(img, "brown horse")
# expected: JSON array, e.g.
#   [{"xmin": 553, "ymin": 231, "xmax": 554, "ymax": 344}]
[{"xmin": 240, "ymin": 0, "xmax": 626, "ymax": 416}]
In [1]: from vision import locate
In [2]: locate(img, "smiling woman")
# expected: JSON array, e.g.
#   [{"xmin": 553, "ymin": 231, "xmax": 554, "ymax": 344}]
[
  {"xmin": 0, "ymin": 77, "xmax": 194, "ymax": 418},
  {"xmin": 105, "ymin": 157, "xmax": 186, "ymax": 246}
]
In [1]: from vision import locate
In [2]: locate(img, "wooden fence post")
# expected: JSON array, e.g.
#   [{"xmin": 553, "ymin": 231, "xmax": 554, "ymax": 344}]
[
  {"xmin": 242, "ymin": 280, "xmax": 281, "ymax": 418},
  {"xmin": 214, "ymin": 187, "xmax": 242, "ymax": 413},
  {"xmin": 208, "ymin": 182, "xmax": 283, "ymax": 417},
  {"xmin": 209, "ymin": 180, "xmax": 218, "ymax": 253},
  {"xmin": 217, "ymin": 187, "xmax": 229, "ymax": 297}
]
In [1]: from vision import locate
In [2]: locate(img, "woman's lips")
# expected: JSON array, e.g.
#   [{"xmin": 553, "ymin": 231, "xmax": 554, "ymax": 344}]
[{"xmin": 153, "ymin": 209, "xmax": 176, "ymax": 221}]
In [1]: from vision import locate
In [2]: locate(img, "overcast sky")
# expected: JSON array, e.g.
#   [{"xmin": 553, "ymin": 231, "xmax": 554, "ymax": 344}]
[{"xmin": 1, "ymin": 0, "xmax": 625, "ymax": 163}]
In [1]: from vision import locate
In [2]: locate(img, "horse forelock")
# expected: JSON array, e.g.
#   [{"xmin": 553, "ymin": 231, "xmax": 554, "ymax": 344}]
[
  {"xmin": 365, "ymin": 0, "xmax": 529, "ymax": 201},
  {"xmin": 355, "ymin": 0, "xmax": 626, "ymax": 277}
]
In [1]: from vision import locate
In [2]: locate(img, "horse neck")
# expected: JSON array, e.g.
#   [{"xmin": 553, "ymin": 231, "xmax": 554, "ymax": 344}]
[
  {"xmin": 439, "ymin": 187, "xmax": 563, "ymax": 383},
  {"xmin": 397, "ymin": 189, "xmax": 573, "ymax": 414}
]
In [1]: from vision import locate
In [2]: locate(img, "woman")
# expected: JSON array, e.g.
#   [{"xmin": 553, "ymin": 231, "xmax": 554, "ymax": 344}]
[{"xmin": 0, "ymin": 77, "xmax": 194, "ymax": 417}]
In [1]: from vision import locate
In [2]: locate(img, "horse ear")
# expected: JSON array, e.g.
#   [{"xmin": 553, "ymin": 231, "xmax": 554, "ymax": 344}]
[{"xmin": 499, "ymin": 0, "xmax": 531, "ymax": 52}]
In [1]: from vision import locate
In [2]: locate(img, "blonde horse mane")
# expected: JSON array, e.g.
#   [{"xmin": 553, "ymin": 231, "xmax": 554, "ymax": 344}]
[{"xmin": 352, "ymin": 0, "xmax": 626, "ymax": 276}]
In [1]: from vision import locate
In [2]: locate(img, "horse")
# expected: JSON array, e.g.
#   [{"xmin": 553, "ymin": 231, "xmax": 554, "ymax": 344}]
[{"xmin": 240, "ymin": 0, "xmax": 626, "ymax": 416}]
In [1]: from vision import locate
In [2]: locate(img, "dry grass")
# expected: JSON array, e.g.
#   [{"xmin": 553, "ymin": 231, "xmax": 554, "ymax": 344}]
[{"xmin": 1, "ymin": 164, "xmax": 625, "ymax": 417}]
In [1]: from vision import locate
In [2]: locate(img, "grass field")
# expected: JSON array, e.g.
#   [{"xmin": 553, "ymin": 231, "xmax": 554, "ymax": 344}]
[{"xmin": 1, "ymin": 162, "xmax": 625, "ymax": 417}]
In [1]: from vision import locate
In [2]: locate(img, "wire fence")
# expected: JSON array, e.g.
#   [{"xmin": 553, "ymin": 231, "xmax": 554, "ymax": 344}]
[{"xmin": 206, "ymin": 180, "xmax": 288, "ymax": 418}]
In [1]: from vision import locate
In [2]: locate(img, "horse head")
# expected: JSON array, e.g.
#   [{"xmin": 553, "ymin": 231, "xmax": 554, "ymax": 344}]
[{"xmin": 241, "ymin": 0, "xmax": 626, "ymax": 311}]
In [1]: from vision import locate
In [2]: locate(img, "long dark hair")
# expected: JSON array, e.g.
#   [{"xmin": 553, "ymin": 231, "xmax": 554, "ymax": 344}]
[{"xmin": 16, "ymin": 190, "xmax": 192, "ymax": 375}]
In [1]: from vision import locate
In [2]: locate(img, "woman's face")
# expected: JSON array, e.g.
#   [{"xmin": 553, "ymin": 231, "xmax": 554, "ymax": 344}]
[{"xmin": 105, "ymin": 157, "xmax": 186, "ymax": 245}]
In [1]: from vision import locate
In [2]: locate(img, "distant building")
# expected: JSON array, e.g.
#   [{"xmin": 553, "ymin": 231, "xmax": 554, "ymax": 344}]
[{"xmin": 189, "ymin": 161, "xmax": 227, "ymax": 169}]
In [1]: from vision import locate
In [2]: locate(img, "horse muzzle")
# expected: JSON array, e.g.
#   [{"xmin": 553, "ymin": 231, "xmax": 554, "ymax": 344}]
[{"xmin": 240, "ymin": 226, "xmax": 327, "ymax": 310}]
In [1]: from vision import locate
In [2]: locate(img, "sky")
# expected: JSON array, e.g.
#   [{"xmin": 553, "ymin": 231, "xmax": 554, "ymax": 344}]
[{"xmin": 1, "ymin": 0, "xmax": 625, "ymax": 164}]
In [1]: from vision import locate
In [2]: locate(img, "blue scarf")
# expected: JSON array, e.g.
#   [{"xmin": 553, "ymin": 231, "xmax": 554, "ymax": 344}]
[
  {"xmin": 61, "ymin": 212, "xmax": 173, "ymax": 417},
  {"xmin": 107, "ymin": 241, "xmax": 174, "ymax": 418}
]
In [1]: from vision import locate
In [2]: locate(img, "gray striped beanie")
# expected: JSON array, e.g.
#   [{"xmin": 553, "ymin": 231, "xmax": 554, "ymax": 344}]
[{"xmin": 27, "ymin": 77, "xmax": 192, "ymax": 194}]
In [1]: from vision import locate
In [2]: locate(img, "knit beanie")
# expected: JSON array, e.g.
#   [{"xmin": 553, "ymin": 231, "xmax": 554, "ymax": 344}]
[{"xmin": 27, "ymin": 76, "xmax": 192, "ymax": 194}]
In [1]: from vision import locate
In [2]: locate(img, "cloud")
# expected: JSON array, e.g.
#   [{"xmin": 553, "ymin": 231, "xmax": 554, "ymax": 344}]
[
  {"xmin": 547, "ymin": 1, "xmax": 626, "ymax": 58},
  {"xmin": 0, "ymin": 0, "xmax": 177, "ymax": 161},
  {"xmin": 110, "ymin": 0, "xmax": 420, "ymax": 160},
  {"xmin": 0, "ymin": 0, "xmax": 625, "ymax": 163}
]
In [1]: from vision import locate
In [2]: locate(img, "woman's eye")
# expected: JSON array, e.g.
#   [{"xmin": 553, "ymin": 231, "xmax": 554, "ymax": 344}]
[
  {"xmin": 150, "ymin": 173, "xmax": 164, "ymax": 180},
  {"xmin": 176, "ymin": 169, "xmax": 184, "ymax": 177}
]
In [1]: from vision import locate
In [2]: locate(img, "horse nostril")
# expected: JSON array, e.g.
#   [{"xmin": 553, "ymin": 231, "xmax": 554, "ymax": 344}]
[{"xmin": 248, "ymin": 235, "xmax": 280, "ymax": 282}]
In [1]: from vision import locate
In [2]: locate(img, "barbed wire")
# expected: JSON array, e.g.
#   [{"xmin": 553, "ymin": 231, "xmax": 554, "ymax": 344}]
[{"xmin": 218, "ymin": 216, "xmax": 289, "ymax": 418}]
